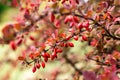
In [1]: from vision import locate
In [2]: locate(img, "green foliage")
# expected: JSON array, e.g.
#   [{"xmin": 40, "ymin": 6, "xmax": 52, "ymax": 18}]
[{"xmin": 0, "ymin": 3, "xmax": 10, "ymax": 13}]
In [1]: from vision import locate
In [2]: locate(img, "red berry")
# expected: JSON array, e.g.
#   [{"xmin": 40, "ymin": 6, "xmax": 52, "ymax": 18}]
[
  {"xmin": 51, "ymin": 51, "xmax": 57, "ymax": 60},
  {"xmin": 41, "ymin": 62, "xmax": 45, "ymax": 68},
  {"xmin": 60, "ymin": 42, "xmax": 65, "ymax": 47},
  {"xmin": 73, "ymin": 16, "xmax": 79, "ymax": 23},
  {"xmin": 76, "ymin": 0, "xmax": 79, "ymax": 4},
  {"xmin": 51, "ymin": 49, "xmax": 57, "ymax": 60},
  {"xmin": 68, "ymin": 28, "xmax": 74, "ymax": 32},
  {"xmin": 46, "ymin": 53, "xmax": 50, "ymax": 58},
  {"xmin": 50, "ymin": 13, "xmax": 55, "ymax": 22},
  {"xmin": 32, "ymin": 66, "xmax": 36, "ymax": 73},
  {"xmin": 66, "ymin": 35, "xmax": 71, "ymax": 41},
  {"xmin": 20, "ymin": 7, "xmax": 24, "ymax": 11},
  {"xmin": 73, "ymin": 36, "xmax": 78, "ymax": 41},
  {"xmin": 64, "ymin": 16, "xmax": 73, "ymax": 24},
  {"xmin": 70, "ymin": 22, "xmax": 75, "ymax": 27},
  {"xmin": 29, "ymin": 36, "xmax": 35, "ymax": 41},
  {"xmin": 77, "ymin": 23, "xmax": 83, "ymax": 29},
  {"xmin": 16, "ymin": 38, "xmax": 22, "ymax": 45},
  {"xmin": 90, "ymin": 38, "xmax": 97, "ymax": 46},
  {"xmin": 36, "ymin": 63, "xmax": 41, "ymax": 69},
  {"xmin": 54, "ymin": 47, "xmax": 58, "ymax": 52},
  {"xmin": 82, "ymin": 35, "xmax": 88, "ymax": 41},
  {"xmin": 30, "ymin": 3, "xmax": 35, "ymax": 7},
  {"xmin": 86, "ymin": 27, "xmax": 91, "ymax": 32},
  {"xmin": 52, "ymin": 52, "xmax": 57, "ymax": 58},
  {"xmin": 83, "ymin": 21, "xmax": 89, "ymax": 28},
  {"xmin": 10, "ymin": 41, "xmax": 17, "ymax": 50},
  {"xmin": 44, "ymin": 57, "xmax": 48, "ymax": 62},
  {"xmin": 55, "ymin": 20, "xmax": 60, "ymax": 28},
  {"xmin": 68, "ymin": 42, "xmax": 74, "ymax": 47},
  {"xmin": 65, "ymin": 43, "xmax": 69, "ymax": 47},
  {"xmin": 61, "ymin": 0, "xmax": 66, "ymax": 4},
  {"xmin": 51, "ymin": 55, "xmax": 55, "ymax": 60},
  {"xmin": 56, "ymin": 48, "xmax": 63, "ymax": 53},
  {"xmin": 41, "ymin": 52, "xmax": 47, "ymax": 58}
]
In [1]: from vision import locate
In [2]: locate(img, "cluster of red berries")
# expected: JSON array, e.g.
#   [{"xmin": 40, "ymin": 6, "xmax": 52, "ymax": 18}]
[
  {"xmin": 10, "ymin": 35, "xmax": 35, "ymax": 50},
  {"xmin": 32, "ymin": 62, "xmax": 45, "ymax": 73},
  {"xmin": 10, "ymin": 18, "xmax": 90, "ymax": 74},
  {"xmin": 63, "ymin": 15, "xmax": 90, "ymax": 42},
  {"xmin": 9, "ymin": 0, "xmax": 92, "ymax": 74}
]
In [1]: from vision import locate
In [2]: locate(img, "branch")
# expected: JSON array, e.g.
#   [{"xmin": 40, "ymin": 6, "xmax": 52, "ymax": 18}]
[
  {"xmin": 103, "ymin": 27, "xmax": 120, "ymax": 40},
  {"xmin": 63, "ymin": 53, "xmax": 82, "ymax": 75},
  {"xmin": 74, "ymin": 14, "xmax": 120, "ymax": 40}
]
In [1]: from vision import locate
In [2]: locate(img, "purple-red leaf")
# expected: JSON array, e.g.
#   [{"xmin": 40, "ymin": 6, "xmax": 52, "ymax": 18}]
[{"xmin": 83, "ymin": 71, "xmax": 100, "ymax": 80}]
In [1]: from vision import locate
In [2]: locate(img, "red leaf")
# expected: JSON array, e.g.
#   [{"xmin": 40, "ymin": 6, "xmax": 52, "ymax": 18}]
[
  {"xmin": 2, "ymin": 24, "xmax": 15, "ymax": 42},
  {"xmin": 22, "ymin": 51, "xmax": 26, "ymax": 58},
  {"xmin": 18, "ymin": 56, "xmax": 25, "ymax": 61}
]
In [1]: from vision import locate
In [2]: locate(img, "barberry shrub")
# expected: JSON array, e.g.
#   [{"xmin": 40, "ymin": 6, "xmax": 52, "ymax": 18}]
[{"xmin": 1, "ymin": 0, "xmax": 120, "ymax": 80}]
